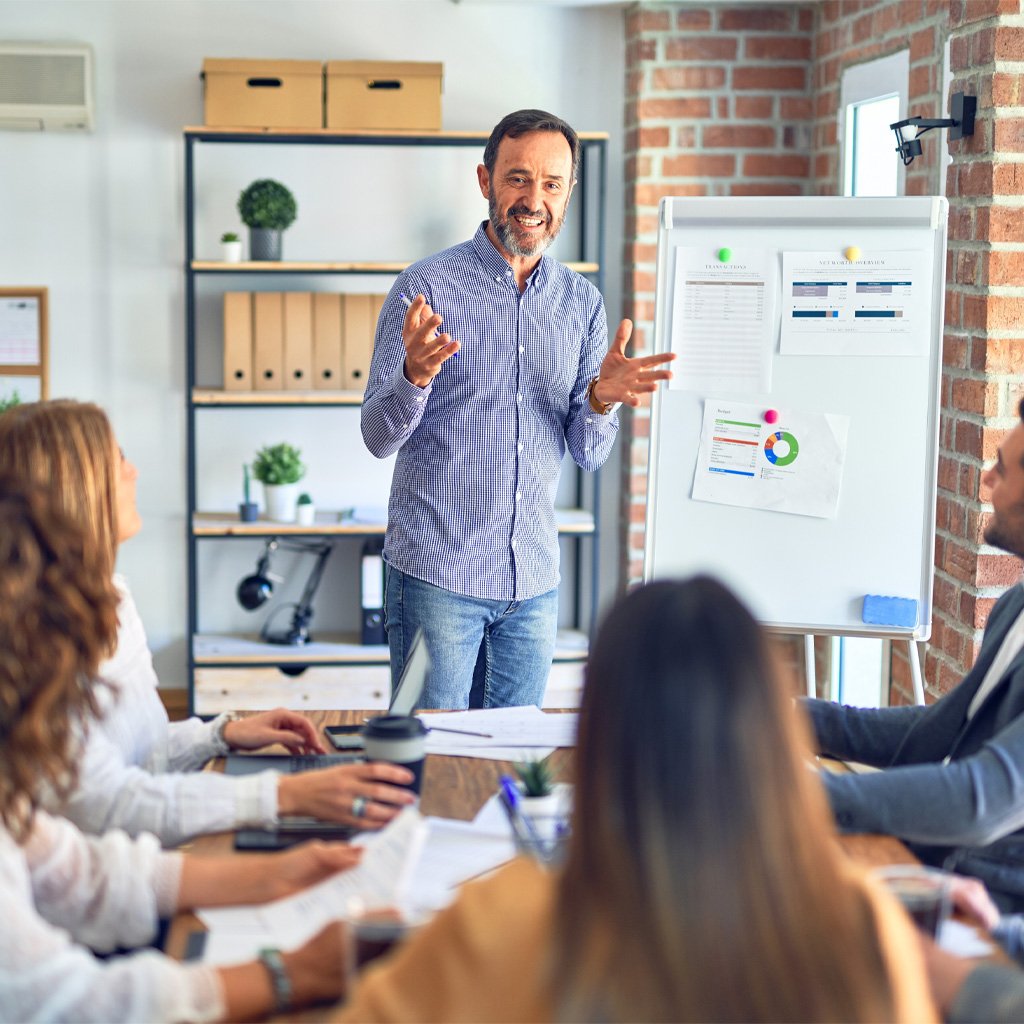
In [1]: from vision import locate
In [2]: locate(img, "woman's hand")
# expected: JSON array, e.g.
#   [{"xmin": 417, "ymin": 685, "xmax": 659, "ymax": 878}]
[
  {"xmin": 178, "ymin": 841, "xmax": 361, "ymax": 909},
  {"xmin": 278, "ymin": 762, "xmax": 417, "ymax": 828},
  {"xmin": 222, "ymin": 708, "xmax": 326, "ymax": 754}
]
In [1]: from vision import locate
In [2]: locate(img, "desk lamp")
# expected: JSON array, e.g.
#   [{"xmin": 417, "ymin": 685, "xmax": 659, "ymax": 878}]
[{"xmin": 236, "ymin": 537, "xmax": 335, "ymax": 645}]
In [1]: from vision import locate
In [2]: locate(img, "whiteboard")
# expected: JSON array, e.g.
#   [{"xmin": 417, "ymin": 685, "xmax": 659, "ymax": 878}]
[{"xmin": 644, "ymin": 197, "xmax": 946, "ymax": 641}]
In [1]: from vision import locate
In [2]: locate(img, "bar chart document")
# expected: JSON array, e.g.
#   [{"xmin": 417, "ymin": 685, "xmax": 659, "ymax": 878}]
[{"xmin": 780, "ymin": 250, "xmax": 931, "ymax": 356}]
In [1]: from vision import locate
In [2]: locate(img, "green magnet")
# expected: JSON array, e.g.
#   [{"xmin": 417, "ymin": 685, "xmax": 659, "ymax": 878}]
[{"xmin": 717, "ymin": 247, "xmax": 732, "ymax": 263}]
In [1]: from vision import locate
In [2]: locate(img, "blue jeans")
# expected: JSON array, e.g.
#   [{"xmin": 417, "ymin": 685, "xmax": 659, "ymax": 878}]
[{"xmin": 384, "ymin": 566, "xmax": 558, "ymax": 710}]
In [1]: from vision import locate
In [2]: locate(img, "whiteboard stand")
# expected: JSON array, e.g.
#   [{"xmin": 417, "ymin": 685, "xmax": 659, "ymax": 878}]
[
  {"xmin": 908, "ymin": 640, "xmax": 924, "ymax": 706},
  {"xmin": 645, "ymin": 197, "xmax": 946, "ymax": 707},
  {"xmin": 804, "ymin": 634, "xmax": 816, "ymax": 699}
]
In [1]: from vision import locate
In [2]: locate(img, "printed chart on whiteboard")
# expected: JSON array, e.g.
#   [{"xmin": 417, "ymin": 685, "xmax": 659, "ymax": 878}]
[
  {"xmin": 691, "ymin": 400, "xmax": 850, "ymax": 520},
  {"xmin": 780, "ymin": 249, "xmax": 931, "ymax": 356},
  {"xmin": 0, "ymin": 296, "xmax": 41, "ymax": 365}
]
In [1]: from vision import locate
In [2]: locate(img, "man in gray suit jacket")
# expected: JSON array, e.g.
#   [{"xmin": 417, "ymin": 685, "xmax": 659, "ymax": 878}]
[{"xmin": 808, "ymin": 397, "xmax": 1024, "ymax": 911}]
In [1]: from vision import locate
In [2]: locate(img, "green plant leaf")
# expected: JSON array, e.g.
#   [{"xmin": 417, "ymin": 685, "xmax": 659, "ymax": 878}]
[
  {"xmin": 237, "ymin": 178, "xmax": 297, "ymax": 230},
  {"xmin": 252, "ymin": 442, "xmax": 306, "ymax": 485}
]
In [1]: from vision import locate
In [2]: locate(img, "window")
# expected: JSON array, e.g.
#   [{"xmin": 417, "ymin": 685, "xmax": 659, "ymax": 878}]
[{"xmin": 840, "ymin": 51, "xmax": 909, "ymax": 198}]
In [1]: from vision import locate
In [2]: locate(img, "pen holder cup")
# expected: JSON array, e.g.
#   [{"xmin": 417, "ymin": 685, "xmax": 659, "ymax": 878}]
[{"xmin": 513, "ymin": 801, "xmax": 572, "ymax": 868}]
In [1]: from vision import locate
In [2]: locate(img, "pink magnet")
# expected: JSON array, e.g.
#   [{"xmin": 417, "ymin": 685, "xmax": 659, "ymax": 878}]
[{"xmin": 764, "ymin": 409, "xmax": 779, "ymax": 424}]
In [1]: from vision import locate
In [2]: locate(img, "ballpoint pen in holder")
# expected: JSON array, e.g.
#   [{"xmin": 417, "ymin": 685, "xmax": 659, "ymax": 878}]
[{"xmin": 497, "ymin": 774, "xmax": 570, "ymax": 867}]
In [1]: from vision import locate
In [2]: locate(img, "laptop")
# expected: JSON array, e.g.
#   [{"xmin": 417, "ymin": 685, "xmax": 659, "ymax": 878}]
[
  {"xmin": 227, "ymin": 631, "xmax": 430, "ymax": 851},
  {"xmin": 224, "ymin": 629, "xmax": 429, "ymax": 775}
]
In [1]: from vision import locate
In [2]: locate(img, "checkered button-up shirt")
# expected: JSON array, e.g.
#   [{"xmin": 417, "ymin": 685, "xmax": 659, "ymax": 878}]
[{"xmin": 361, "ymin": 224, "xmax": 618, "ymax": 602}]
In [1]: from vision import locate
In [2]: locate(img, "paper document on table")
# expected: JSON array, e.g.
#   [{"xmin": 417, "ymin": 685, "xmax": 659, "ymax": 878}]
[
  {"xmin": 409, "ymin": 815, "xmax": 516, "ymax": 912},
  {"xmin": 669, "ymin": 246, "xmax": 775, "ymax": 394},
  {"xmin": 938, "ymin": 918, "xmax": 994, "ymax": 958},
  {"xmin": 197, "ymin": 807, "xmax": 427, "ymax": 961},
  {"xmin": 420, "ymin": 707, "xmax": 577, "ymax": 757}
]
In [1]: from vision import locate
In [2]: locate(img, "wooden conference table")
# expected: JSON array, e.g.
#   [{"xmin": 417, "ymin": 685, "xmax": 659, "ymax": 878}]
[{"xmin": 166, "ymin": 709, "xmax": 961, "ymax": 1018}]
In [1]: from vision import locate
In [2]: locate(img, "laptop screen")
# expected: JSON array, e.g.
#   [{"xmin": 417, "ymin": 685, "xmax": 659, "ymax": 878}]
[{"xmin": 388, "ymin": 627, "xmax": 430, "ymax": 716}]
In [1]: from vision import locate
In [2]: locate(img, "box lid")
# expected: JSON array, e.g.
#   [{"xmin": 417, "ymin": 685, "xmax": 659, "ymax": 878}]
[
  {"xmin": 202, "ymin": 58, "xmax": 323, "ymax": 78},
  {"xmin": 325, "ymin": 61, "xmax": 443, "ymax": 79}
]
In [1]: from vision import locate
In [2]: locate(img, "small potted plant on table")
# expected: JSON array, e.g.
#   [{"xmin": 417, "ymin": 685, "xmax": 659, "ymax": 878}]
[{"xmin": 252, "ymin": 442, "xmax": 306, "ymax": 523}]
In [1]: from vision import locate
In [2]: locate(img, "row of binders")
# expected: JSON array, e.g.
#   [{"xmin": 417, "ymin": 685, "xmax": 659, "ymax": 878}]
[{"xmin": 223, "ymin": 292, "xmax": 385, "ymax": 392}]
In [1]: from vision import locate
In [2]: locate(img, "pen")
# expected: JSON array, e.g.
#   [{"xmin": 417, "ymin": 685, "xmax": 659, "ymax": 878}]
[
  {"xmin": 498, "ymin": 773, "xmax": 543, "ymax": 849},
  {"xmin": 399, "ymin": 292, "xmax": 458, "ymax": 356}
]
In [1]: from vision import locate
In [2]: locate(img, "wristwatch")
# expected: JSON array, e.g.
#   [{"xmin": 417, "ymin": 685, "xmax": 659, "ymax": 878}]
[
  {"xmin": 259, "ymin": 947, "xmax": 293, "ymax": 1012},
  {"xmin": 586, "ymin": 376, "xmax": 620, "ymax": 416},
  {"xmin": 213, "ymin": 711, "xmax": 241, "ymax": 753}
]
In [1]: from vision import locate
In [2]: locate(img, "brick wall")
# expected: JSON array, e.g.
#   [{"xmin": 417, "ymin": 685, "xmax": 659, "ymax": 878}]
[{"xmin": 622, "ymin": 0, "xmax": 1024, "ymax": 700}]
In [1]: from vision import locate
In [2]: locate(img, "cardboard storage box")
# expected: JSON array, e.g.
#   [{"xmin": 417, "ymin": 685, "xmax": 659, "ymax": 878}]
[
  {"xmin": 325, "ymin": 61, "xmax": 442, "ymax": 131},
  {"xmin": 202, "ymin": 58, "xmax": 323, "ymax": 129}
]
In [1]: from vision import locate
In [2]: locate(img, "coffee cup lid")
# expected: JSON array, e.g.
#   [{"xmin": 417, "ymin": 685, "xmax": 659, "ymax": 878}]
[{"xmin": 362, "ymin": 714, "xmax": 427, "ymax": 740}]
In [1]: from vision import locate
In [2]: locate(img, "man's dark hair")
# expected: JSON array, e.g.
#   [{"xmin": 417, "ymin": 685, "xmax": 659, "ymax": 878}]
[
  {"xmin": 482, "ymin": 109, "xmax": 581, "ymax": 181},
  {"xmin": 1019, "ymin": 396, "xmax": 1024, "ymax": 423}
]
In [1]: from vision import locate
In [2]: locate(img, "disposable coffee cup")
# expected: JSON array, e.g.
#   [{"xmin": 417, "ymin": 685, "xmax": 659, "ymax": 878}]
[
  {"xmin": 875, "ymin": 865, "xmax": 951, "ymax": 938},
  {"xmin": 361, "ymin": 715, "xmax": 427, "ymax": 794}
]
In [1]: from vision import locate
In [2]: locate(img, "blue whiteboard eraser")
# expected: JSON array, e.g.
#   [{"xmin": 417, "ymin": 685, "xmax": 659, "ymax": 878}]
[{"xmin": 862, "ymin": 595, "xmax": 918, "ymax": 628}]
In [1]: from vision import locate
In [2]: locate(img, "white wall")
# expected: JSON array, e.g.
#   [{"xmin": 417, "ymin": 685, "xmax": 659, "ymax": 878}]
[{"xmin": 0, "ymin": 0, "xmax": 626, "ymax": 689}]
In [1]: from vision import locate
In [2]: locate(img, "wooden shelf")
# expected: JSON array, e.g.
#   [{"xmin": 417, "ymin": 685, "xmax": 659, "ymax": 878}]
[
  {"xmin": 193, "ymin": 389, "xmax": 363, "ymax": 406},
  {"xmin": 192, "ymin": 508, "xmax": 594, "ymax": 537},
  {"xmin": 192, "ymin": 260, "xmax": 600, "ymax": 275},
  {"xmin": 194, "ymin": 628, "xmax": 588, "ymax": 665},
  {"xmin": 184, "ymin": 126, "xmax": 609, "ymax": 142}
]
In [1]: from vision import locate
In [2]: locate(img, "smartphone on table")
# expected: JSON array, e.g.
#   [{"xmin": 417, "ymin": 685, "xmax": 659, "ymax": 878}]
[{"xmin": 324, "ymin": 724, "xmax": 365, "ymax": 750}]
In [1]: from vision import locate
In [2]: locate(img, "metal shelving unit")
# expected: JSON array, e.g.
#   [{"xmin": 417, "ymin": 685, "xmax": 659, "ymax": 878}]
[{"xmin": 183, "ymin": 126, "xmax": 608, "ymax": 714}]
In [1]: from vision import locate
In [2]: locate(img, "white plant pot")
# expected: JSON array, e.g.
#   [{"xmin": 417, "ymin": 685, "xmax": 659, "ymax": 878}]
[
  {"xmin": 263, "ymin": 482, "xmax": 300, "ymax": 523},
  {"xmin": 221, "ymin": 240, "xmax": 243, "ymax": 263},
  {"xmin": 295, "ymin": 503, "xmax": 316, "ymax": 527},
  {"xmin": 518, "ymin": 791, "xmax": 563, "ymax": 843}
]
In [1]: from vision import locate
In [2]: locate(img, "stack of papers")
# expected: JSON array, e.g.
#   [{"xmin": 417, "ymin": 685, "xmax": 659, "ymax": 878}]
[
  {"xmin": 197, "ymin": 808, "xmax": 427, "ymax": 965},
  {"xmin": 419, "ymin": 706, "xmax": 578, "ymax": 760}
]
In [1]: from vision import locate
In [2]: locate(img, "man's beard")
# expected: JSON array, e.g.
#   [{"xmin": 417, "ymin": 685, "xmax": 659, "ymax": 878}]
[
  {"xmin": 984, "ymin": 514, "xmax": 1024, "ymax": 560},
  {"xmin": 488, "ymin": 190, "xmax": 565, "ymax": 258}
]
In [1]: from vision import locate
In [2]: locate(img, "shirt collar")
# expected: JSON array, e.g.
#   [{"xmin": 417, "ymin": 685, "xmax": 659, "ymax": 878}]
[{"xmin": 471, "ymin": 222, "xmax": 550, "ymax": 291}]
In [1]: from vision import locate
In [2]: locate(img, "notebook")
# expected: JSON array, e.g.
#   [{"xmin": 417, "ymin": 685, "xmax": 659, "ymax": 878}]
[{"xmin": 224, "ymin": 628, "xmax": 429, "ymax": 776}]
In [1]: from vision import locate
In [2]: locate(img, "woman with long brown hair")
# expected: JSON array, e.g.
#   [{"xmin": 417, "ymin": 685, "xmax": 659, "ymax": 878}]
[
  {"xmin": 333, "ymin": 577, "xmax": 936, "ymax": 1021},
  {"xmin": 0, "ymin": 476, "xmax": 354, "ymax": 1021},
  {"xmin": 0, "ymin": 399, "xmax": 414, "ymax": 845}
]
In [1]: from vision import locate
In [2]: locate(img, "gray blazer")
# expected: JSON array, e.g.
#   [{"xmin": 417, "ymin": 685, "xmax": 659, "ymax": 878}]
[{"xmin": 807, "ymin": 583, "xmax": 1024, "ymax": 910}]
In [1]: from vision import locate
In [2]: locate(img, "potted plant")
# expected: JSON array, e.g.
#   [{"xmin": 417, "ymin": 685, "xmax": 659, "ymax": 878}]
[
  {"xmin": 296, "ymin": 491, "xmax": 315, "ymax": 527},
  {"xmin": 220, "ymin": 231, "xmax": 242, "ymax": 263},
  {"xmin": 514, "ymin": 757, "xmax": 563, "ymax": 842},
  {"xmin": 238, "ymin": 463, "xmax": 258, "ymax": 522},
  {"xmin": 252, "ymin": 442, "xmax": 306, "ymax": 522},
  {"xmin": 237, "ymin": 178, "xmax": 297, "ymax": 261},
  {"xmin": 0, "ymin": 388, "xmax": 21, "ymax": 415}
]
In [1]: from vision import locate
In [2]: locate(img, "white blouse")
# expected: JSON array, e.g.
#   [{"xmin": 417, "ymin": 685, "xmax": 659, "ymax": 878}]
[
  {"xmin": 58, "ymin": 576, "xmax": 278, "ymax": 846},
  {"xmin": 0, "ymin": 811, "xmax": 223, "ymax": 1022}
]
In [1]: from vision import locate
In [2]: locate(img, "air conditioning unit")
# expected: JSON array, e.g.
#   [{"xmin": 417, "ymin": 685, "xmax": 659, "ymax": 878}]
[{"xmin": 0, "ymin": 43, "xmax": 94, "ymax": 131}]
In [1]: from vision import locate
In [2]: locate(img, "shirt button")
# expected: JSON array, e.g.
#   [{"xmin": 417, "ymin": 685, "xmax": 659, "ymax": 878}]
[
  {"xmin": 519, "ymin": 346, "xmax": 525, "ymax": 354},
  {"xmin": 515, "ymin": 491, "xmax": 522, "ymax": 501},
  {"xmin": 586, "ymin": 416, "xmax": 593, "ymax": 423},
  {"xmin": 517, "ymin": 393, "xmax": 523, "ymax": 403},
  {"xmin": 517, "ymin": 442, "xmax": 523, "ymax": 452},
  {"xmin": 510, "ymin": 539, "xmax": 517, "ymax": 549}
]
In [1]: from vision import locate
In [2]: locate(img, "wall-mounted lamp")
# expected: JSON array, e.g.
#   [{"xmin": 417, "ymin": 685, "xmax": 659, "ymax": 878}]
[
  {"xmin": 890, "ymin": 92, "xmax": 976, "ymax": 166},
  {"xmin": 236, "ymin": 537, "xmax": 334, "ymax": 645}
]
